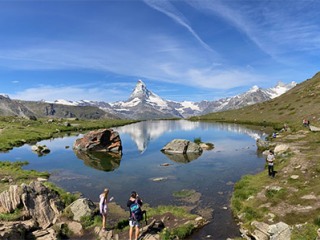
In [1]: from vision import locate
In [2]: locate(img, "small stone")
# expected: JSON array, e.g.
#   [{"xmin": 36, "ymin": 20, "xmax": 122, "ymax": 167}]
[
  {"xmin": 290, "ymin": 175, "xmax": 299, "ymax": 180},
  {"xmin": 37, "ymin": 178, "xmax": 48, "ymax": 182},
  {"xmin": 160, "ymin": 163, "xmax": 170, "ymax": 166}
]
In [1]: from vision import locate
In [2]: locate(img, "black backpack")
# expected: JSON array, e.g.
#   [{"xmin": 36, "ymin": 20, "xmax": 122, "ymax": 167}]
[{"xmin": 130, "ymin": 200, "xmax": 143, "ymax": 221}]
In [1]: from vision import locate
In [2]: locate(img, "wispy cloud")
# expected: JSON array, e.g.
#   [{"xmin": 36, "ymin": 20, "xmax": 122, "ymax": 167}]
[
  {"xmin": 143, "ymin": 0, "xmax": 215, "ymax": 53},
  {"xmin": 9, "ymin": 83, "xmax": 130, "ymax": 102},
  {"xmin": 188, "ymin": 0, "xmax": 320, "ymax": 59}
]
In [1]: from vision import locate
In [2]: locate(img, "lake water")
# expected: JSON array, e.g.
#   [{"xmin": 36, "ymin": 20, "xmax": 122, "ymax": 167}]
[{"xmin": 0, "ymin": 120, "xmax": 267, "ymax": 239}]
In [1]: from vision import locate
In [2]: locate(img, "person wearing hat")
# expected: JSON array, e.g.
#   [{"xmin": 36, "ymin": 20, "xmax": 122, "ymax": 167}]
[
  {"xmin": 99, "ymin": 188, "xmax": 110, "ymax": 231},
  {"xmin": 127, "ymin": 191, "xmax": 143, "ymax": 240}
]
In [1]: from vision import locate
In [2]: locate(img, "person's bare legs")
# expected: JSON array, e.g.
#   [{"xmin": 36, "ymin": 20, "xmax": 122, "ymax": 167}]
[
  {"xmin": 135, "ymin": 226, "xmax": 140, "ymax": 240},
  {"xmin": 129, "ymin": 226, "xmax": 133, "ymax": 240},
  {"xmin": 102, "ymin": 214, "xmax": 107, "ymax": 230}
]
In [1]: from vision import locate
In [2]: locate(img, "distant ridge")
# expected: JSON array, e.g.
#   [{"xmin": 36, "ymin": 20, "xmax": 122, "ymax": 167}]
[{"xmin": 196, "ymin": 72, "xmax": 320, "ymax": 126}]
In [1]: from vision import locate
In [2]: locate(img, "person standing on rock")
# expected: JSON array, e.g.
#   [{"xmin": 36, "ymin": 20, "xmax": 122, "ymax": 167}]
[
  {"xmin": 99, "ymin": 188, "xmax": 109, "ymax": 231},
  {"xmin": 127, "ymin": 191, "xmax": 143, "ymax": 240},
  {"xmin": 266, "ymin": 150, "xmax": 275, "ymax": 178}
]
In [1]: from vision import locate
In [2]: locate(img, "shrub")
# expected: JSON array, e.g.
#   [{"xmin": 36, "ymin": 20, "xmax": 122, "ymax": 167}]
[
  {"xmin": 314, "ymin": 215, "xmax": 320, "ymax": 227},
  {"xmin": 193, "ymin": 137, "xmax": 202, "ymax": 144}
]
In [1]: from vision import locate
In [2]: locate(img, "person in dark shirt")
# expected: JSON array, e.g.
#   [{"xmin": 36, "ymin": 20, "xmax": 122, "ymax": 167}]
[{"xmin": 127, "ymin": 191, "xmax": 143, "ymax": 240}]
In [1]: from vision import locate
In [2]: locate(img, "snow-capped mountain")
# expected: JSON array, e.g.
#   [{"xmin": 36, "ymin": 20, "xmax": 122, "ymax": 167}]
[
  {"xmin": 48, "ymin": 80, "xmax": 296, "ymax": 120},
  {"xmin": 109, "ymin": 80, "xmax": 183, "ymax": 119},
  {"xmin": 171, "ymin": 81, "xmax": 297, "ymax": 117}
]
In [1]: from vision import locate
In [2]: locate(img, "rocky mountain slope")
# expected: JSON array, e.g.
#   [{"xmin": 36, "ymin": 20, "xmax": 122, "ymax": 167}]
[{"xmin": 0, "ymin": 95, "xmax": 118, "ymax": 120}]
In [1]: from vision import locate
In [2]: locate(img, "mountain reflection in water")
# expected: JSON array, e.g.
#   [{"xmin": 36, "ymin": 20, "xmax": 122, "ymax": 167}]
[
  {"xmin": 114, "ymin": 119, "xmax": 265, "ymax": 154},
  {"xmin": 74, "ymin": 150, "xmax": 121, "ymax": 172},
  {"xmin": 0, "ymin": 120, "xmax": 268, "ymax": 240}
]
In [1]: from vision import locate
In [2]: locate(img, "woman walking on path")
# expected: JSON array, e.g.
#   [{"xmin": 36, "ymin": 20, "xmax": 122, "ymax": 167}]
[{"xmin": 99, "ymin": 188, "xmax": 110, "ymax": 231}]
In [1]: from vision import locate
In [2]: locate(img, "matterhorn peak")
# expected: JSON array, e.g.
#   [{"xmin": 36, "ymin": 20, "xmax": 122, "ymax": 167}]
[{"xmin": 130, "ymin": 79, "xmax": 150, "ymax": 100}]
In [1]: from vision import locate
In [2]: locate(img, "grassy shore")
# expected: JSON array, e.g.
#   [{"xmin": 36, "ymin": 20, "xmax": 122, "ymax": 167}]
[
  {"xmin": 0, "ymin": 116, "xmax": 205, "ymax": 239},
  {"xmin": 192, "ymin": 112, "xmax": 320, "ymax": 239},
  {"xmin": 0, "ymin": 116, "xmax": 137, "ymax": 151}
]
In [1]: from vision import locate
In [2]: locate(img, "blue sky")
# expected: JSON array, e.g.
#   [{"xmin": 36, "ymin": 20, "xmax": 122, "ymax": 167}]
[{"xmin": 0, "ymin": 0, "xmax": 319, "ymax": 102}]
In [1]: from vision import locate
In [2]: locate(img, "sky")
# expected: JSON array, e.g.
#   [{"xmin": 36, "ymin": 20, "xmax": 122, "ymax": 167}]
[{"xmin": 0, "ymin": 0, "xmax": 319, "ymax": 103}]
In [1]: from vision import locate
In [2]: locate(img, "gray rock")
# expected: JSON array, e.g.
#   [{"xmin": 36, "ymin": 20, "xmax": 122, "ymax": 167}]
[
  {"xmin": 251, "ymin": 221, "xmax": 291, "ymax": 240},
  {"xmin": 67, "ymin": 221, "xmax": 84, "ymax": 236},
  {"xmin": 268, "ymin": 222, "xmax": 291, "ymax": 240},
  {"xmin": 68, "ymin": 198, "xmax": 96, "ymax": 221},
  {"xmin": 310, "ymin": 125, "xmax": 320, "ymax": 132},
  {"xmin": 0, "ymin": 184, "xmax": 22, "ymax": 213},
  {"xmin": 161, "ymin": 139, "xmax": 202, "ymax": 154},
  {"xmin": 21, "ymin": 181, "xmax": 64, "ymax": 229},
  {"xmin": 0, "ymin": 181, "xmax": 63, "ymax": 229},
  {"xmin": 31, "ymin": 228, "xmax": 56, "ymax": 240},
  {"xmin": 0, "ymin": 220, "xmax": 36, "ymax": 240}
]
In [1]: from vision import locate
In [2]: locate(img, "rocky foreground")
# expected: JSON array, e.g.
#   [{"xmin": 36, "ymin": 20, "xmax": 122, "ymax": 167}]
[{"xmin": 0, "ymin": 180, "xmax": 208, "ymax": 240}]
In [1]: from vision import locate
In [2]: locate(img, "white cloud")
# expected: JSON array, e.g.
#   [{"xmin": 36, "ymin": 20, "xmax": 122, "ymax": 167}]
[
  {"xmin": 188, "ymin": 0, "xmax": 320, "ymax": 59},
  {"xmin": 9, "ymin": 84, "xmax": 129, "ymax": 102},
  {"xmin": 143, "ymin": 0, "xmax": 215, "ymax": 53}
]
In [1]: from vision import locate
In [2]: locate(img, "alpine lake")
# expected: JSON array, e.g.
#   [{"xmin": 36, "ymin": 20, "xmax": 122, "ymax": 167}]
[{"xmin": 0, "ymin": 120, "xmax": 267, "ymax": 239}]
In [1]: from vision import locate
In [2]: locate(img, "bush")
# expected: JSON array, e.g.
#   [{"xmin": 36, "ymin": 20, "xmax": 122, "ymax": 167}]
[
  {"xmin": 193, "ymin": 137, "xmax": 202, "ymax": 144},
  {"xmin": 314, "ymin": 215, "xmax": 320, "ymax": 227}
]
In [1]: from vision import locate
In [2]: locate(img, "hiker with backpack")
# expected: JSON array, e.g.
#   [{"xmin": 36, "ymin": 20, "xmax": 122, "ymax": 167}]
[
  {"xmin": 99, "ymin": 188, "xmax": 110, "ymax": 231},
  {"xmin": 127, "ymin": 191, "xmax": 143, "ymax": 240}
]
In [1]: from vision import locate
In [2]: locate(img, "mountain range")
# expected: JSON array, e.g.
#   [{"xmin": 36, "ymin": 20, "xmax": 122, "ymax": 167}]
[
  {"xmin": 0, "ymin": 80, "xmax": 296, "ymax": 120},
  {"xmin": 51, "ymin": 80, "xmax": 296, "ymax": 119},
  {"xmin": 197, "ymin": 72, "xmax": 320, "ymax": 125}
]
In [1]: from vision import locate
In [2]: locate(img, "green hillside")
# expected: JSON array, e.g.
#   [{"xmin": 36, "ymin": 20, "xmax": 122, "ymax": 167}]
[
  {"xmin": 194, "ymin": 72, "xmax": 320, "ymax": 129},
  {"xmin": 193, "ymin": 72, "xmax": 320, "ymax": 239}
]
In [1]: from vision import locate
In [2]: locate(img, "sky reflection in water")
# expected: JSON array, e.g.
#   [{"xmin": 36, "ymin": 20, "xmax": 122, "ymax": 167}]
[{"xmin": 0, "ymin": 120, "xmax": 266, "ymax": 239}]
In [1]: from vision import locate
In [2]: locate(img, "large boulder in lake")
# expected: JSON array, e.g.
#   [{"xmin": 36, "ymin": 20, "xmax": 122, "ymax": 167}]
[
  {"xmin": 161, "ymin": 139, "xmax": 203, "ymax": 154},
  {"xmin": 73, "ymin": 129, "xmax": 122, "ymax": 153}
]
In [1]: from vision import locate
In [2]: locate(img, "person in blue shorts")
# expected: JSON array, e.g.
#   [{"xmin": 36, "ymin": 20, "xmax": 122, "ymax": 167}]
[{"xmin": 127, "ymin": 191, "xmax": 143, "ymax": 240}]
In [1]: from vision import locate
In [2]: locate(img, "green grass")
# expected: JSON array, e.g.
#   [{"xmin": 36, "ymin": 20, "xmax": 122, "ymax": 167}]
[
  {"xmin": 172, "ymin": 189, "xmax": 195, "ymax": 198},
  {"xmin": 0, "ymin": 209, "xmax": 23, "ymax": 221},
  {"xmin": 0, "ymin": 161, "xmax": 50, "ymax": 192},
  {"xmin": 160, "ymin": 223, "xmax": 194, "ymax": 240},
  {"xmin": 0, "ymin": 116, "xmax": 137, "ymax": 151},
  {"xmin": 146, "ymin": 205, "xmax": 197, "ymax": 220},
  {"xmin": 291, "ymin": 223, "xmax": 318, "ymax": 240},
  {"xmin": 191, "ymin": 72, "xmax": 320, "ymax": 131}
]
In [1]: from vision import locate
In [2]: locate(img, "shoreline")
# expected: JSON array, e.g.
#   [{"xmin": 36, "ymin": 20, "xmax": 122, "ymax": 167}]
[
  {"xmin": 230, "ymin": 125, "xmax": 320, "ymax": 239},
  {"xmin": 2, "ymin": 117, "xmax": 319, "ymax": 239}
]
